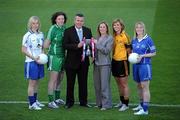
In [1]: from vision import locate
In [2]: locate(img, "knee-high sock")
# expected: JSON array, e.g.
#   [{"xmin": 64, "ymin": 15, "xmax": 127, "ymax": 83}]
[
  {"xmin": 55, "ymin": 90, "xmax": 60, "ymax": 100},
  {"xmin": 28, "ymin": 96, "xmax": 35, "ymax": 105}
]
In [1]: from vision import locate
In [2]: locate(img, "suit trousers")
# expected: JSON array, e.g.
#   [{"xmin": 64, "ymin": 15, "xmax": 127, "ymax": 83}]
[
  {"xmin": 65, "ymin": 63, "xmax": 89, "ymax": 106},
  {"xmin": 93, "ymin": 65, "xmax": 112, "ymax": 108}
]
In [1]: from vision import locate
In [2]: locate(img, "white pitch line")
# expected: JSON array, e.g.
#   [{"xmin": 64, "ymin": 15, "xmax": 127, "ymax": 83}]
[{"xmin": 0, "ymin": 101, "xmax": 180, "ymax": 107}]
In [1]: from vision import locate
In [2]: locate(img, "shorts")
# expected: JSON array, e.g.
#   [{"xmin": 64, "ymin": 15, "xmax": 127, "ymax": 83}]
[
  {"xmin": 133, "ymin": 64, "xmax": 152, "ymax": 83},
  {"xmin": 24, "ymin": 61, "xmax": 44, "ymax": 80},
  {"xmin": 47, "ymin": 55, "xmax": 64, "ymax": 72},
  {"xmin": 111, "ymin": 59, "xmax": 130, "ymax": 77}
]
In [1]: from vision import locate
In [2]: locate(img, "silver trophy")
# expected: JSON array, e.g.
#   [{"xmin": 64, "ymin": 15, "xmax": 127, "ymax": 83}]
[{"xmin": 86, "ymin": 45, "xmax": 91, "ymax": 56}]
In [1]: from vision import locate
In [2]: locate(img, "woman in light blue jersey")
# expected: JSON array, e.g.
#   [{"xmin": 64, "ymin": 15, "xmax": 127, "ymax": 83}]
[
  {"xmin": 22, "ymin": 16, "xmax": 45, "ymax": 110},
  {"xmin": 131, "ymin": 21, "xmax": 156, "ymax": 115}
]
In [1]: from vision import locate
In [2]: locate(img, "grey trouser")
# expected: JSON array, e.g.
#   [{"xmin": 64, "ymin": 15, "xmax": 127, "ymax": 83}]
[{"xmin": 93, "ymin": 65, "xmax": 112, "ymax": 108}]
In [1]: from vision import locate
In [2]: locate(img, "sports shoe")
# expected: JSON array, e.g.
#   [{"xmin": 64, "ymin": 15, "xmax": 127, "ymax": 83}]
[
  {"xmin": 94, "ymin": 105, "xmax": 99, "ymax": 108},
  {"xmin": 36, "ymin": 100, "xmax": 45, "ymax": 107},
  {"xmin": 29, "ymin": 102, "xmax": 42, "ymax": 110},
  {"xmin": 48, "ymin": 101, "xmax": 59, "ymax": 109},
  {"xmin": 118, "ymin": 104, "xmax": 129, "ymax": 111},
  {"xmin": 134, "ymin": 109, "xmax": 148, "ymax": 115},
  {"xmin": 100, "ymin": 108, "xmax": 107, "ymax": 111},
  {"xmin": 80, "ymin": 104, "xmax": 92, "ymax": 108},
  {"xmin": 94, "ymin": 105, "xmax": 102, "ymax": 108},
  {"xmin": 55, "ymin": 99, "xmax": 65, "ymax": 105},
  {"xmin": 114, "ymin": 102, "xmax": 122, "ymax": 108},
  {"xmin": 132, "ymin": 104, "xmax": 143, "ymax": 111}
]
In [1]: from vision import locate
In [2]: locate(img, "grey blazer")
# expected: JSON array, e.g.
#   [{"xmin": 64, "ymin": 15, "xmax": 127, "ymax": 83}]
[{"xmin": 95, "ymin": 35, "xmax": 113, "ymax": 66}]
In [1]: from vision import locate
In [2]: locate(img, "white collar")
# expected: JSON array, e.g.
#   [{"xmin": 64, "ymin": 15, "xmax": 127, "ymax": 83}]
[
  {"xmin": 138, "ymin": 34, "xmax": 148, "ymax": 42},
  {"xmin": 75, "ymin": 26, "xmax": 82, "ymax": 32}
]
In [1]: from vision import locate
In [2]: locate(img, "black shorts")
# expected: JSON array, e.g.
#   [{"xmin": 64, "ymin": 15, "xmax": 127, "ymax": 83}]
[{"xmin": 111, "ymin": 59, "xmax": 130, "ymax": 77}]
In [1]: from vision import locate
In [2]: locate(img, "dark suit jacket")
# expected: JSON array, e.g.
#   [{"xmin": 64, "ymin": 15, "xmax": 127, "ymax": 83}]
[{"xmin": 63, "ymin": 26, "xmax": 92, "ymax": 69}]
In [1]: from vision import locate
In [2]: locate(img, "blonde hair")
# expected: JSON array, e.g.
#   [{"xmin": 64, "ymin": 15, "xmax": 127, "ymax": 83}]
[
  {"xmin": 133, "ymin": 21, "xmax": 146, "ymax": 39},
  {"xmin": 27, "ymin": 16, "xmax": 41, "ymax": 32},
  {"xmin": 112, "ymin": 18, "xmax": 125, "ymax": 36}
]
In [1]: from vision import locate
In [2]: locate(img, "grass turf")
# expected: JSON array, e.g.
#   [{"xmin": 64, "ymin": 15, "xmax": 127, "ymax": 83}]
[{"xmin": 0, "ymin": 0, "xmax": 180, "ymax": 120}]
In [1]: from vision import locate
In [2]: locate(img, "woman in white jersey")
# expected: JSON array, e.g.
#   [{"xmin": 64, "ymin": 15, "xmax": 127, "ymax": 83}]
[{"xmin": 21, "ymin": 16, "xmax": 45, "ymax": 110}]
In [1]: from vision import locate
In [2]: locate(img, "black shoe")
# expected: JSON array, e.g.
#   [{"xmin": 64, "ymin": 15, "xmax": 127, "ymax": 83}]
[
  {"xmin": 64, "ymin": 104, "xmax": 73, "ymax": 109},
  {"xmin": 80, "ymin": 104, "xmax": 92, "ymax": 108}
]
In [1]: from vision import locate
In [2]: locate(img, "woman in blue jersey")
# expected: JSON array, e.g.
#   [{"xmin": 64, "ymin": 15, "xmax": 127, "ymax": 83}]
[
  {"xmin": 131, "ymin": 21, "xmax": 156, "ymax": 115},
  {"xmin": 44, "ymin": 12, "xmax": 67, "ymax": 109},
  {"xmin": 22, "ymin": 16, "xmax": 45, "ymax": 110}
]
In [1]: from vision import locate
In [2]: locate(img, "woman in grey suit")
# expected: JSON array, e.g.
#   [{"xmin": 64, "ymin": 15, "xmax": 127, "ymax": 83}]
[{"xmin": 93, "ymin": 21, "xmax": 113, "ymax": 110}]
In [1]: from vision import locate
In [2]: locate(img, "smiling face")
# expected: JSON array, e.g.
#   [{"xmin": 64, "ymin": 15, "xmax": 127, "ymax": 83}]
[
  {"xmin": 55, "ymin": 15, "xmax": 65, "ymax": 26},
  {"xmin": 99, "ymin": 23, "xmax": 108, "ymax": 35},
  {"xmin": 31, "ymin": 20, "xmax": 39, "ymax": 32},
  {"xmin": 113, "ymin": 22, "xmax": 122, "ymax": 34},
  {"xmin": 135, "ymin": 23, "xmax": 144, "ymax": 36},
  {"xmin": 74, "ymin": 16, "xmax": 84, "ymax": 29}
]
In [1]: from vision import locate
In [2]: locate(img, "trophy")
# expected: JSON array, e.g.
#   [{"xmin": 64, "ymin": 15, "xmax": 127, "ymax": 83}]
[
  {"xmin": 81, "ymin": 38, "xmax": 95, "ymax": 61},
  {"xmin": 86, "ymin": 45, "xmax": 91, "ymax": 56}
]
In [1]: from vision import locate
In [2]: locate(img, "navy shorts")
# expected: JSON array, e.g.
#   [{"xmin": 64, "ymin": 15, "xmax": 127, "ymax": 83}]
[{"xmin": 24, "ymin": 61, "xmax": 44, "ymax": 80}]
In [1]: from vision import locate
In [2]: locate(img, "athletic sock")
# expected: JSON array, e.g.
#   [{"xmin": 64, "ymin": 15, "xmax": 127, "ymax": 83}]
[
  {"xmin": 55, "ymin": 90, "xmax": 60, "ymax": 100},
  {"xmin": 140, "ymin": 99, "xmax": 143, "ymax": 107},
  {"xmin": 48, "ymin": 94, "xmax": 54, "ymax": 102},
  {"xmin": 28, "ymin": 96, "xmax": 35, "ymax": 105},
  {"xmin": 120, "ymin": 96, "xmax": 125, "ymax": 104},
  {"xmin": 34, "ymin": 93, "xmax": 37, "ymax": 101},
  {"xmin": 142, "ymin": 102, "xmax": 149, "ymax": 112},
  {"xmin": 124, "ymin": 97, "xmax": 129, "ymax": 106}
]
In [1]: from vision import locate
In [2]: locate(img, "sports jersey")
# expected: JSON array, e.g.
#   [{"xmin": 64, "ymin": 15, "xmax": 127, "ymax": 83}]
[
  {"xmin": 112, "ymin": 31, "xmax": 131, "ymax": 61},
  {"xmin": 22, "ymin": 30, "xmax": 44, "ymax": 62},
  {"xmin": 47, "ymin": 24, "xmax": 66, "ymax": 57},
  {"xmin": 132, "ymin": 34, "xmax": 156, "ymax": 64}
]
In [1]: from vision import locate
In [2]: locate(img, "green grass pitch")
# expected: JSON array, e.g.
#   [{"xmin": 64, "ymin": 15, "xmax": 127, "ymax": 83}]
[{"xmin": 0, "ymin": 0, "xmax": 180, "ymax": 120}]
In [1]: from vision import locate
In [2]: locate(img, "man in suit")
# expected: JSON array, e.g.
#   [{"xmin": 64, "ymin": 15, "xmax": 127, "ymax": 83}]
[{"xmin": 63, "ymin": 13, "xmax": 92, "ymax": 108}]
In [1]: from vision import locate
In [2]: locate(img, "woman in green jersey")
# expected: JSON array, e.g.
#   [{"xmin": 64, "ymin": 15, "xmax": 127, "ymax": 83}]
[{"xmin": 44, "ymin": 12, "xmax": 67, "ymax": 109}]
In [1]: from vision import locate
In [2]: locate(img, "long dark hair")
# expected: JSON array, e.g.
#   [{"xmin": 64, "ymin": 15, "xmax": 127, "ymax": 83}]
[{"xmin": 51, "ymin": 11, "xmax": 67, "ymax": 25}]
